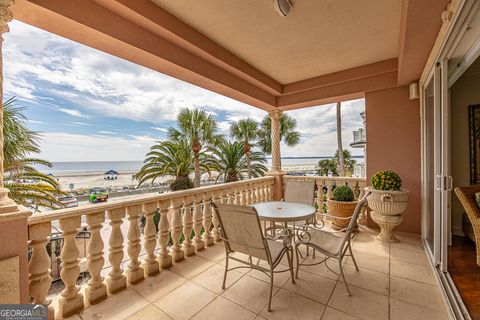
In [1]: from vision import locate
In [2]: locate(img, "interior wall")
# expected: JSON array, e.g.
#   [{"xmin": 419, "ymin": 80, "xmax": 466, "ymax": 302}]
[
  {"xmin": 365, "ymin": 86, "xmax": 422, "ymax": 234},
  {"xmin": 450, "ymin": 73, "xmax": 480, "ymax": 235}
]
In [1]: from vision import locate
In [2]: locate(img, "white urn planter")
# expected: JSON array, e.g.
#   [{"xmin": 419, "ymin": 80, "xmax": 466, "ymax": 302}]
[{"xmin": 365, "ymin": 187, "xmax": 410, "ymax": 243}]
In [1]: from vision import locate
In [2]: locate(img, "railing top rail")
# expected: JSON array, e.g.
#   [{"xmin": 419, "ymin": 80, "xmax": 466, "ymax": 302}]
[
  {"xmin": 28, "ymin": 176, "xmax": 274, "ymax": 225},
  {"xmin": 282, "ymin": 175, "xmax": 366, "ymax": 182}
]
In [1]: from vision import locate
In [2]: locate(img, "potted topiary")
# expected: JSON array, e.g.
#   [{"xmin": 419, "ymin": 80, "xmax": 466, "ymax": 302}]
[
  {"xmin": 327, "ymin": 185, "xmax": 358, "ymax": 230},
  {"xmin": 365, "ymin": 170, "xmax": 410, "ymax": 242}
]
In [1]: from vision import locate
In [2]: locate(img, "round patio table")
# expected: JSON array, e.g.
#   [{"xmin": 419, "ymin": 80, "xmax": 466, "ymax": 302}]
[{"xmin": 252, "ymin": 201, "xmax": 316, "ymax": 232}]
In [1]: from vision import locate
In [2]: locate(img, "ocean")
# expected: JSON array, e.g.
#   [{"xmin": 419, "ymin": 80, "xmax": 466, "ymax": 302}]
[{"xmin": 35, "ymin": 156, "xmax": 365, "ymax": 175}]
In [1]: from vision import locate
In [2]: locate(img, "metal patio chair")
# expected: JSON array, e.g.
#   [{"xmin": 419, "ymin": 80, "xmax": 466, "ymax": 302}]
[
  {"xmin": 294, "ymin": 192, "xmax": 369, "ymax": 296},
  {"xmin": 212, "ymin": 202, "xmax": 295, "ymax": 312}
]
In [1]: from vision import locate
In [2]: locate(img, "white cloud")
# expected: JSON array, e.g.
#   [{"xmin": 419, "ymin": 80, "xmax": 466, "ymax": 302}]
[
  {"xmin": 57, "ymin": 108, "xmax": 90, "ymax": 119},
  {"xmin": 151, "ymin": 127, "xmax": 168, "ymax": 133},
  {"xmin": 38, "ymin": 132, "xmax": 156, "ymax": 161}
]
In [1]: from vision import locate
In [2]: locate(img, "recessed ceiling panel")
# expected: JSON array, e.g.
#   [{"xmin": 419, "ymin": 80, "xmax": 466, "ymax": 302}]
[{"xmin": 151, "ymin": 0, "xmax": 402, "ymax": 84}]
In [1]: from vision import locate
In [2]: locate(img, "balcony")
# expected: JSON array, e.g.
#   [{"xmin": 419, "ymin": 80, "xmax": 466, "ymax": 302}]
[{"xmin": 24, "ymin": 176, "xmax": 449, "ymax": 320}]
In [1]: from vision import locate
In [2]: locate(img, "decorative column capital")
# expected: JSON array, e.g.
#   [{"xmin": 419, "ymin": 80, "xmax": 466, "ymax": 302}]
[
  {"xmin": 268, "ymin": 109, "xmax": 283, "ymax": 120},
  {"xmin": 0, "ymin": 0, "xmax": 14, "ymax": 38}
]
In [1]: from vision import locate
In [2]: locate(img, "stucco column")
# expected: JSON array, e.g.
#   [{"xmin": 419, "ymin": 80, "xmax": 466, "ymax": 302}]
[
  {"xmin": 266, "ymin": 109, "xmax": 285, "ymax": 200},
  {"xmin": 0, "ymin": 0, "xmax": 31, "ymax": 305}
]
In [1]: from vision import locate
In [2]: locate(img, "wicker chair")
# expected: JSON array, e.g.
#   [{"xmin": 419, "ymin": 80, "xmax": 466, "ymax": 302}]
[
  {"xmin": 212, "ymin": 203, "xmax": 295, "ymax": 312},
  {"xmin": 454, "ymin": 185, "xmax": 480, "ymax": 266}
]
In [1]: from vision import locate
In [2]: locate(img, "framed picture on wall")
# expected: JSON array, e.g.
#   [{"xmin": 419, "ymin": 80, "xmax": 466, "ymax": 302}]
[{"xmin": 469, "ymin": 105, "xmax": 480, "ymax": 184}]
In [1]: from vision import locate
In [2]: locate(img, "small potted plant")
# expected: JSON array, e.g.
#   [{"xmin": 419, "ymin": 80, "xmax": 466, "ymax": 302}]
[
  {"xmin": 327, "ymin": 185, "xmax": 358, "ymax": 229},
  {"xmin": 365, "ymin": 170, "xmax": 410, "ymax": 242}
]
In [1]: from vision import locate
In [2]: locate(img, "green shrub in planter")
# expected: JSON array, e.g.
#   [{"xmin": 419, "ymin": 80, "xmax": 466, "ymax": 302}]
[
  {"xmin": 333, "ymin": 185, "xmax": 354, "ymax": 202},
  {"xmin": 371, "ymin": 170, "xmax": 402, "ymax": 191}
]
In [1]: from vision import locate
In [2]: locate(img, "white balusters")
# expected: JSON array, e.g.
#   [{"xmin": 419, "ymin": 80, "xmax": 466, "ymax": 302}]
[
  {"xmin": 315, "ymin": 180, "xmax": 323, "ymax": 214},
  {"xmin": 85, "ymin": 211, "xmax": 107, "ymax": 305},
  {"xmin": 106, "ymin": 207, "xmax": 127, "ymax": 293},
  {"xmin": 28, "ymin": 222, "xmax": 54, "ymax": 319},
  {"xmin": 142, "ymin": 202, "xmax": 159, "ymax": 276},
  {"xmin": 182, "ymin": 196, "xmax": 195, "ymax": 256},
  {"xmin": 202, "ymin": 193, "xmax": 214, "ymax": 246},
  {"xmin": 58, "ymin": 216, "xmax": 83, "ymax": 318},
  {"xmin": 126, "ymin": 204, "xmax": 144, "ymax": 284},
  {"xmin": 192, "ymin": 195, "xmax": 205, "ymax": 251},
  {"xmin": 169, "ymin": 199, "xmax": 185, "ymax": 262},
  {"xmin": 211, "ymin": 191, "xmax": 222, "ymax": 242},
  {"xmin": 157, "ymin": 200, "xmax": 173, "ymax": 268}
]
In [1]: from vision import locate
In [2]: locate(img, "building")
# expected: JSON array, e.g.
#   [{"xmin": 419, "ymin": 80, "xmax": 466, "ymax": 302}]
[
  {"xmin": 350, "ymin": 112, "xmax": 366, "ymax": 177},
  {"xmin": 0, "ymin": 1, "xmax": 478, "ymax": 319}
]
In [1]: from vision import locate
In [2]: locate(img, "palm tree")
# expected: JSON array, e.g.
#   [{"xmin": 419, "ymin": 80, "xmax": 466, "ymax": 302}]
[
  {"xmin": 168, "ymin": 108, "xmax": 221, "ymax": 188},
  {"xmin": 135, "ymin": 140, "xmax": 211, "ymax": 191},
  {"xmin": 257, "ymin": 113, "xmax": 301, "ymax": 154},
  {"xmin": 230, "ymin": 118, "xmax": 258, "ymax": 179},
  {"xmin": 336, "ymin": 102, "xmax": 346, "ymax": 176},
  {"xmin": 3, "ymin": 97, "xmax": 64, "ymax": 209},
  {"xmin": 207, "ymin": 141, "xmax": 267, "ymax": 183},
  {"xmin": 334, "ymin": 149, "xmax": 357, "ymax": 175}
]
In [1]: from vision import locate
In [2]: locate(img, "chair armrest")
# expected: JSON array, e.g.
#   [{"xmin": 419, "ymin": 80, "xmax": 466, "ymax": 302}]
[{"xmin": 266, "ymin": 228, "xmax": 293, "ymax": 248}]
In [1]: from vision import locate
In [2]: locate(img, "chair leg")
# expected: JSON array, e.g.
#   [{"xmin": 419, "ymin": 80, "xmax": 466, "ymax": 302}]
[
  {"xmin": 268, "ymin": 269, "xmax": 274, "ymax": 312},
  {"xmin": 338, "ymin": 258, "xmax": 351, "ymax": 296},
  {"xmin": 222, "ymin": 254, "xmax": 229, "ymax": 289},
  {"xmin": 294, "ymin": 244, "xmax": 301, "ymax": 279},
  {"xmin": 286, "ymin": 248, "xmax": 296, "ymax": 284},
  {"xmin": 348, "ymin": 242, "xmax": 359, "ymax": 271}
]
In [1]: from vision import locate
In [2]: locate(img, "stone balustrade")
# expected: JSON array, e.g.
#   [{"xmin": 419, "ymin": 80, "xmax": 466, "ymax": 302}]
[
  {"xmin": 282, "ymin": 175, "xmax": 367, "ymax": 220},
  {"xmin": 26, "ymin": 176, "xmax": 274, "ymax": 319}
]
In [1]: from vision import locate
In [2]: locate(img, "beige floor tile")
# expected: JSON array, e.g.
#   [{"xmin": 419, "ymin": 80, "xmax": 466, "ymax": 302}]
[
  {"xmin": 196, "ymin": 244, "xmax": 227, "ymax": 262},
  {"xmin": 154, "ymin": 281, "xmax": 217, "ymax": 320},
  {"xmin": 390, "ymin": 276, "xmax": 446, "ymax": 311},
  {"xmin": 77, "ymin": 289, "xmax": 149, "ymax": 320},
  {"xmin": 352, "ymin": 241, "xmax": 389, "ymax": 258},
  {"xmin": 170, "ymin": 255, "xmax": 215, "ymax": 279},
  {"xmin": 390, "ymin": 297, "xmax": 449, "ymax": 320},
  {"xmin": 328, "ymin": 284, "xmax": 389, "ymax": 320},
  {"xmin": 390, "ymin": 239, "xmax": 424, "ymax": 252},
  {"xmin": 346, "ymin": 251, "xmax": 389, "ymax": 274},
  {"xmin": 126, "ymin": 304, "xmax": 172, "ymax": 320},
  {"xmin": 222, "ymin": 274, "xmax": 280, "ymax": 313},
  {"xmin": 259, "ymin": 289, "xmax": 325, "ymax": 320},
  {"xmin": 298, "ymin": 255, "xmax": 342, "ymax": 280},
  {"xmin": 339, "ymin": 264, "xmax": 389, "ymax": 296},
  {"xmin": 192, "ymin": 296, "xmax": 256, "ymax": 320},
  {"xmin": 129, "ymin": 270, "xmax": 187, "ymax": 302},
  {"xmin": 390, "ymin": 259, "xmax": 436, "ymax": 285},
  {"xmin": 390, "ymin": 246, "xmax": 430, "ymax": 266},
  {"xmin": 283, "ymin": 270, "xmax": 336, "ymax": 304},
  {"xmin": 322, "ymin": 307, "xmax": 360, "ymax": 320},
  {"xmin": 192, "ymin": 264, "xmax": 244, "ymax": 294}
]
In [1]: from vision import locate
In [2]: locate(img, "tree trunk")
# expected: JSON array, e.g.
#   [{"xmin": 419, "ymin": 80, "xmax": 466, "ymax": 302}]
[
  {"xmin": 336, "ymin": 102, "xmax": 345, "ymax": 176},
  {"xmin": 245, "ymin": 142, "xmax": 252, "ymax": 179},
  {"xmin": 194, "ymin": 151, "xmax": 200, "ymax": 188}
]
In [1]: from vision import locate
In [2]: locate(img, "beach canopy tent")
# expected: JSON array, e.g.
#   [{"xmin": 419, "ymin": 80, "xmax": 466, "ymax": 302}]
[{"xmin": 104, "ymin": 170, "xmax": 119, "ymax": 180}]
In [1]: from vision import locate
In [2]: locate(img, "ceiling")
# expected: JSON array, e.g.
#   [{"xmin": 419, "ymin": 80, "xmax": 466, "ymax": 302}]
[
  {"xmin": 12, "ymin": 0, "xmax": 448, "ymax": 110},
  {"xmin": 151, "ymin": 0, "xmax": 402, "ymax": 84}
]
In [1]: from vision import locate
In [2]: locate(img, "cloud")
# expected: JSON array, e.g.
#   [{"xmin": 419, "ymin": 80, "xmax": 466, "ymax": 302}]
[
  {"xmin": 57, "ymin": 108, "xmax": 90, "ymax": 119},
  {"xmin": 151, "ymin": 127, "xmax": 168, "ymax": 133},
  {"xmin": 38, "ymin": 132, "xmax": 156, "ymax": 162}
]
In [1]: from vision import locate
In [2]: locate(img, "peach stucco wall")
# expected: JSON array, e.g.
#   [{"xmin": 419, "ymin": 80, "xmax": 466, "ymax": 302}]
[
  {"xmin": 0, "ymin": 217, "xmax": 29, "ymax": 303},
  {"xmin": 365, "ymin": 86, "xmax": 422, "ymax": 234}
]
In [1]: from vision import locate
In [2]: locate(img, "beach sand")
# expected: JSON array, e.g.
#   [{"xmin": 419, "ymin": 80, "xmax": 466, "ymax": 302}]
[{"xmin": 54, "ymin": 165, "xmax": 316, "ymax": 191}]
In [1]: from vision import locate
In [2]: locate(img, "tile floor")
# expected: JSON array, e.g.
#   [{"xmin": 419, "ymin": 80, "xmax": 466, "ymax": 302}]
[{"xmin": 65, "ymin": 226, "xmax": 450, "ymax": 320}]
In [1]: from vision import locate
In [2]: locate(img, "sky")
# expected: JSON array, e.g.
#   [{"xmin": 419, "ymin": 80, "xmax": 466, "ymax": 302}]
[{"xmin": 4, "ymin": 20, "xmax": 365, "ymax": 162}]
